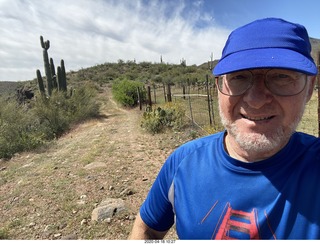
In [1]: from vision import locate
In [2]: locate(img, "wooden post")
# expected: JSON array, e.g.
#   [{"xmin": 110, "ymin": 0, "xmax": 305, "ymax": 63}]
[
  {"xmin": 147, "ymin": 85, "xmax": 152, "ymax": 109},
  {"xmin": 188, "ymin": 96, "xmax": 194, "ymax": 125},
  {"xmin": 182, "ymin": 85, "xmax": 186, "ymax": 100},
  {"xmin": 210, "ymin": 84, "xmax": 215, "ymax": 126},
  {"xmin": 163, "ymin": 82, "xmax": 166, "ymax": 102},
  {"xmin": 167, "ymin": 83, "xmax": 172, "ymax": 102},
  {"xmin": 206, "ymin": 74, "xmax": 213, "ymax": 126},
  {"xmin": 153, "ymin": 84, "xmax": 157, "ymax": 104},
  {"xmin": 137, "ymin": 87, "xmax": 142, "ymax": 110}
]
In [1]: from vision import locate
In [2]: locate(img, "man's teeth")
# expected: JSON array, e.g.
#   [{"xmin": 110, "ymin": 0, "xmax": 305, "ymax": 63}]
[{"xmin": 243, "ymin": 115, "xmax": 272, "ymax": 121}]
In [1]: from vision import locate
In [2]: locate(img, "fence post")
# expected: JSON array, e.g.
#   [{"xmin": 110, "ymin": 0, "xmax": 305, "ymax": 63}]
[
  {"xmin": 153, "ymin": 84, "xmax": 157, "ymax": 104},
  {"xmin": 137, "ymin": 87, "xmax": 142, "ymax": 111},
  {"xmin": 206, "ymin": 74, "xmax": 213, "ymax": 126},
  {"xmin": 163, "ymin": 82, "xmax": 167, "ymax": 102},
  {"xmin": 147, "ymin": 85, "xmax": 152, "ymax": 109},
  {"xmin": 210, "ymin": 80, "xmax": 215, "ymax": 126},
  {"xmin": 167, "ymin": 83, "xmax": 172, "ymax": 102},
  {"xmin": 188, "ymin": 94, "xmax": 194, "ymax": 125}
]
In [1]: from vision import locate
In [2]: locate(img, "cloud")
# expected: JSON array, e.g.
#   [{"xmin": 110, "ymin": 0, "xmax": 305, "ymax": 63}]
[{"xmin": 0, "ymin": 0, "xmax": 230, "ymax": 81}]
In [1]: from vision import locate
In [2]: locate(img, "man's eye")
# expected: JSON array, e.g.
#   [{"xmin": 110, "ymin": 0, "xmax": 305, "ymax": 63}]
[
  {"xmin": 277, "ymin": 74, "xmax": 290, "ymax": 79},
  {"xmin": 232, "ymin": 75, "xmax": 249, "ymax": 80}
]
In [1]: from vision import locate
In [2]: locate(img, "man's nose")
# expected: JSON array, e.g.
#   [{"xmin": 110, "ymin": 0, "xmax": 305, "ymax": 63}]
[{"xmin": 242, "ymin": 77, "xmax": 273, "ymax": 109}]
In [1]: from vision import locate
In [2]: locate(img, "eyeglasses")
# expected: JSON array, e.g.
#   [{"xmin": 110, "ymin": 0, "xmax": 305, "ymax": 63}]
[{"xmin": 216, "ymin": 69, "xmax": 307, "ymax": 96}]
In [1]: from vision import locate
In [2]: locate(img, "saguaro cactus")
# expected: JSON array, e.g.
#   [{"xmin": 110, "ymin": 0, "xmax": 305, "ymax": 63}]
[
  {"xmin": 50, "ymin": 58, "xmax": 57, "ymax": 89},
  {"xmin": 36, "ymin": 36, "xmax": 69, "ymax": 97},
  {"xmin": 36, "ymin": 69, "xmax": 45, "ymax": 95},
  {"xmin": 40, "ymin": 35, "xmax": 52, "ymax": 96},
  {"xmin": 57, "ymin": 59, "xmax": 67, "ymax": 92},
  {"xmin": 60, "ymin": 59, "xmax": 67, "ymax": 92}
]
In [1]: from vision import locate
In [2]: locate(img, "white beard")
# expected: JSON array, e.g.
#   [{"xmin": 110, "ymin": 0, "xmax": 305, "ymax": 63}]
[{"xmin": 218, "ymin": 102, "xmax": 306, "ymax": 156}]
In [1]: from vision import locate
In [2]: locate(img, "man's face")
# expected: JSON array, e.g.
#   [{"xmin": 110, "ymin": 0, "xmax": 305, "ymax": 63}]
[{"xmin": 218, "ymin": 69, "xmax": 315, "ymax": 160}]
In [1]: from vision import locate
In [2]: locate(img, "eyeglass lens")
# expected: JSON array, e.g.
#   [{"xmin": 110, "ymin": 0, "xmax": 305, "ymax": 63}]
[{"xmin": 217, "ymin": 69, "xmax": 307, "ymax": 96}]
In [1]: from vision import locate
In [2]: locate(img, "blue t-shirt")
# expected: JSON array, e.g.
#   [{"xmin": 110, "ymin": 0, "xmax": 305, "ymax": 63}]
[{"xmin": 140, "ymin": 131, "xmax": 320, "ymax": 239}]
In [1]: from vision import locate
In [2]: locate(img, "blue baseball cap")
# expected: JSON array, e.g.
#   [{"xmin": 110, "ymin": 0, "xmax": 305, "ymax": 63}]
[{"xmin": 213, "ymin": 18, "xmax": 317, "ymax": 76}]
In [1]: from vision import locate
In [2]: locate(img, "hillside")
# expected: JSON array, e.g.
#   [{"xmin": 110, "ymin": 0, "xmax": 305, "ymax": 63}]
[{"xmin": 0, "ymin": 82, "xmax": 23, "ymax": 97}]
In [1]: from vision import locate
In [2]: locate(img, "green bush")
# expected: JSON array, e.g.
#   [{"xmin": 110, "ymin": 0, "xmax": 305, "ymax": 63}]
[
  {"xmin": 32, "ymin": 84, "xmax": 100, "ymax": 139},
  {"xmin": 112, "ymin": 79, "xmax": 146, "ymax": 107},
  {"xmin": 141, "ymin": 103, "xmax": 185, "ymax": 134},
  {"xmin": 0, "ymin": 99, "xmax": 44, "ymax": 159},
  {"xmin": 0, "ymin": 84, "xmax": 100, "ymax": 159},
  {"xmin": 64, "ymin": 84, "xmax": 100, "ymax": 124},
  {"xmin": 0, "ymin": 228, "xmax": 9, "ymax": 239},
  {"xmin": 31, "ymin": 91, "xmax": 71, "ymax": 140}
]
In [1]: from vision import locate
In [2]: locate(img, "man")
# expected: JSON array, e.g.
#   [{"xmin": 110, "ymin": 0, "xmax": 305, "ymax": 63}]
[{"xmin": 129, "ymin": 18, "xmax": 320, "ymax": 239}]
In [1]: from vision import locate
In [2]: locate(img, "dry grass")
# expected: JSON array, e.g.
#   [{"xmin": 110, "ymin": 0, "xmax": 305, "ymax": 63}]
[{"xmin": 298, "ymin": 91, "xmax": 319, "ymax": 137}]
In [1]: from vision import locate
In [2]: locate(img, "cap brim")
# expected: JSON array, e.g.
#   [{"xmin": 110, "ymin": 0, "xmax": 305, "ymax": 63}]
[{"xmin": 213, "ymin": 48, "xmax": 318, "ymax": 76}]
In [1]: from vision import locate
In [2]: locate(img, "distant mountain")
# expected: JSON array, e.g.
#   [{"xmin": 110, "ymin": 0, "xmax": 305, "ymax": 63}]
[{"xmin": 0, "ymin": 81, "xmax": 23, "ymax": 97}]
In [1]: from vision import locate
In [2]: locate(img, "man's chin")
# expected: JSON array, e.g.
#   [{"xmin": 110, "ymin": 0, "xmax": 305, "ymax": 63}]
[{"xmin": 233, "ymin": 131, "xmax": 283, "ymax": 154}]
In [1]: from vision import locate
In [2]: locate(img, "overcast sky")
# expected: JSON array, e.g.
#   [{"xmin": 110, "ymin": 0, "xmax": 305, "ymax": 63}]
[{"xmin": 1, "ymin": 0, "xmax": 320, "ymax": 81}]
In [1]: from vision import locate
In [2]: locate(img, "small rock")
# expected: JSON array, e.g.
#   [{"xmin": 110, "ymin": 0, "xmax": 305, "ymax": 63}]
[
  {"xmin": 58, "ymin": 223, "xmax": 67, "ymax": 230},
  {"xmin": 28, "ymin": 222, "xmax": 36, "ymax": 228},
  {"xmin": 120, "ymin": 188, "xmax": 135, "ymax": 196},
  {"xmin": 91, "ymin": 198, "xmax": 127, "ymax": 221},
  {"xmin": 129, "ymin": 215, "xmax": 136, "ymax": 221},
  {"xmin": 80, "ymin": 219, "xmax": 88, "ymax": 225},
  {"xmin": 53, "ymin": 233, "xmax": 62, "ymax": 238},
  {"xmin": 77, "ymin": 200, "xmax": 86, "ymax": 205},
  {"xmin": 44, "ymin": 225, "xmax": 54, "ymax": 232}
]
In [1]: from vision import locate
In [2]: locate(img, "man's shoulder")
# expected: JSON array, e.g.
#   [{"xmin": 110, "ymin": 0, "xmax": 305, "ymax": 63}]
[
  {"xmin": 294, "ymin": 131, "xmax": 320, "ymax": 145},
  {"xmin": 173, "ymin": 131, "xmax": 225, "ymax": 157}
]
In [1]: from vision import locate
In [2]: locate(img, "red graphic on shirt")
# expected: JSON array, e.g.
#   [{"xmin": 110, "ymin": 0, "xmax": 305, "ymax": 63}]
[
  {"xmin": 214, "ymin": 203, "xmax": 260, "ymax": 239},
  {"xmin": 201, "ymin": 202, "xmax": 276, "ymax": 239}
]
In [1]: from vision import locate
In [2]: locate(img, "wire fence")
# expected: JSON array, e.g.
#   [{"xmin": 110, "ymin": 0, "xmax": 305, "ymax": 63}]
[{"xmin": 144, "ymin": 75, "xmax": 320, "ymax": 137}]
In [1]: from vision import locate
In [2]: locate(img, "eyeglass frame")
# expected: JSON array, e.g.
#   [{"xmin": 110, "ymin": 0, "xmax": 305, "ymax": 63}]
[{"xmin": 215, "ymin": 69, "xmax": 308, "ymax": 97}]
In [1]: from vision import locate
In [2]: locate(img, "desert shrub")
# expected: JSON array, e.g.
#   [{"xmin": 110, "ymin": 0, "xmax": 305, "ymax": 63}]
[
  {"xmin": 31, "ymin": 91, "xmax": 72, "ymax": 139},
  {"xmin": 0, "ymin": 84, "xmax": 100, "ymax": 159},
  {"xmin": 0, "ymin": 228, "xmax": 9, "ymax": 240},
  {"xmin": 112, "ymin": 79, "xmax": 146, "ymax": 107},
  {"xmin": 66, "ymin": 84, "xmax": 100, "ymax": 123},
  {"xmin": 160, "ymin": 102, "xmax": 185, "ymax": 129},
  {"xmin": 141, "ymin": 102, "xmax": 186, "ymax": 134},
  {"xmin": 32, "ymin": 84, "xmax": 100, "ymax": 139},
  {"xmin": 0, "ymin": 99, "xmax": 44, "ymax": 159}
]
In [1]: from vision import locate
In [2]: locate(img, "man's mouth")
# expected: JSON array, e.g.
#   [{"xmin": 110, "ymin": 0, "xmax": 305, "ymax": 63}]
[{"xmin": 241, "ymin": 114, "xmax": 275, "ymax": 121}]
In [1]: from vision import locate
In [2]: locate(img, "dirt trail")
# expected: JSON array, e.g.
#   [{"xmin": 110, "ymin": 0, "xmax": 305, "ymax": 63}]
[{"xmin": 0, "ymin": 87, "xmax": 189, "ymax": 239}]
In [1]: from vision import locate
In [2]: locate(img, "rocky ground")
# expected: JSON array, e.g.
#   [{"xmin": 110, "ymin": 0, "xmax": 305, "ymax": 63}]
[{"xmin": 0, "ymin": 86, "xmax": 200, "ymax": 240}]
